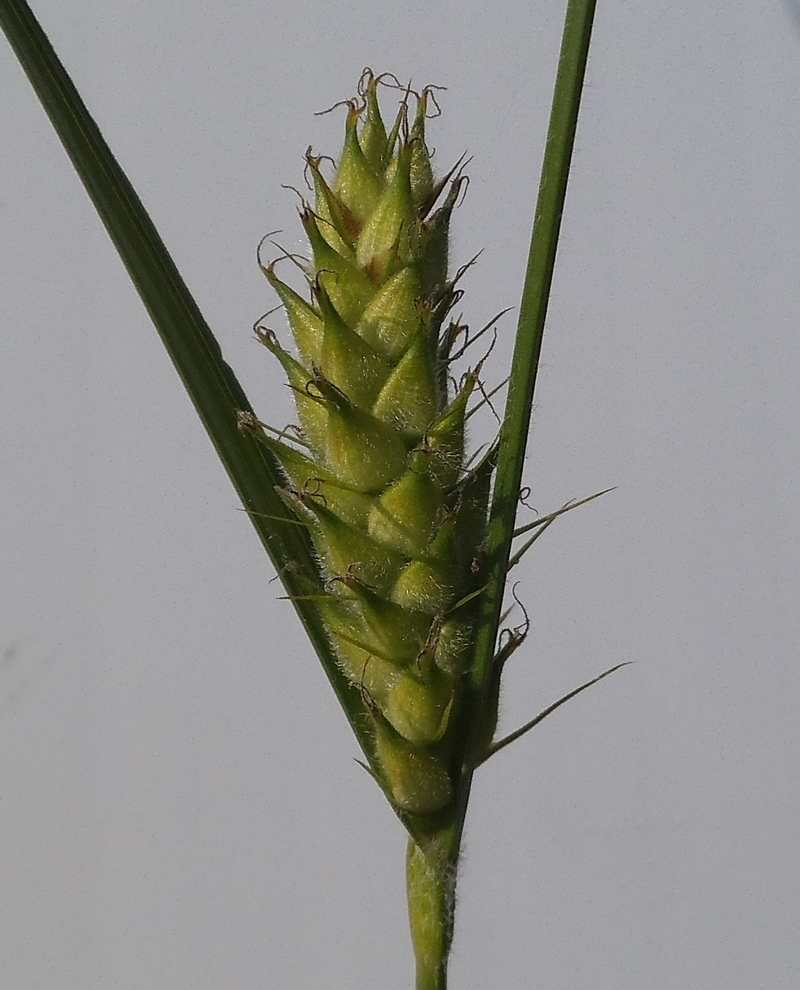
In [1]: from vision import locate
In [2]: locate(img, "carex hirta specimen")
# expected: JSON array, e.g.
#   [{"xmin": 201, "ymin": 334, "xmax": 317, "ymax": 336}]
[
  {"xmin": 243, "ymin": 71, "xmax": 493, "ymax": 818},
  {"xmin": 4, "ymin": 3, "xmax": 605, "ymax": 983}
]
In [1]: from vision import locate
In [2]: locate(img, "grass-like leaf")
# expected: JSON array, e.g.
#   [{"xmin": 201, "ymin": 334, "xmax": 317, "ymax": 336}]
[
  {"xmin": 0, "ymin": 0, "xmax": 382, "ymax": 798},
  {"xmin": 508, "ymin": 487, "xmax": 614, "ymax": 569},
  {"xmin": 476, "ymin": 662, "xmax": 632, "ymax": 767},
  {"xmin": 447, "ymin": 0, "xmax": 599, "ymax": 844}
]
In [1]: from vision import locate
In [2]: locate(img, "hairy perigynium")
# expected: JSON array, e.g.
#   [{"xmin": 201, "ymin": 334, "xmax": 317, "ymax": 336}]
[{"xmin": 243, "ymin": 71, "xmax": 493, "ymax": 817}]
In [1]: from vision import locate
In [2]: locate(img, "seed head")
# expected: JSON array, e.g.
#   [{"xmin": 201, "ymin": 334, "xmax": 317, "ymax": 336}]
[{"xmin": 253, "ymin": 70, "xmax": 491, "ymax": 815}]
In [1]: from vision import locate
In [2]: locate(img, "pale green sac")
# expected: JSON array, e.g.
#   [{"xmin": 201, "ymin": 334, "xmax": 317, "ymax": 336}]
[{"xmin": 252, "ymin": 71, "xmax": 490, "ymax": 816}]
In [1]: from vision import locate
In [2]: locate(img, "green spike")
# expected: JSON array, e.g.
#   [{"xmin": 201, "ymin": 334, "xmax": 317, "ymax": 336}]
[
  {"xmin": 333, "ymin": 105, "xmax": 383, "ymax": 225},
  {"xmin": 359, "ymin": 75, "xmax": 390, "ymax": 171},
  {"xmin": 373, "ymin": 719, "xmax": 453, "ymax": 815},
  {"xmin": 355, "ymin": 266, "xmax": 426, "ymax": 361},
  {"xmin": 384, "ymin": 669, "xmax": 454, "ymax": 745},
  {"xmin": 367, "ymin": 468, "xmax": 442, "ymax": 557},
  {"xmin": 317, "ymin": 285, "xmax": 392, "ymax": 409},
  {"xmin": 424, "ymin": 375, "xmax": 476, "ymax": 489},
  {"xmin": 371, "ymin": 332, "xmax": 439, "ymax": 435},
  {"xmin": 356, "ymin": 142, "xmax": 416, "ymax": 279},
  {"xmin": 300, "ymin": 208, "xmax": 375, "ymax": 326},
  {"xmin": 256, "ymin": 329, "xmax": 327, "ymax": 452},
  {"xmin": 408, "ymin": 91, "xmax": 435, "ymax": 207},
  {"xmin": 262, "ymin": 266, "xmax": 325, "ymax": 367},
  {"xmin": 259, "ymin": 75, "xmax": 500, "ymax": 848},
  {"xmin": 324, "ymin": 398, "xmax": 409, "ymax": 492},
  {"xmin": 307, "ymin": 153, "xmax": 359, "ymax": 254}
]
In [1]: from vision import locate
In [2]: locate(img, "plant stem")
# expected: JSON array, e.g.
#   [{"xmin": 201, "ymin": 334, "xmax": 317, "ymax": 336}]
[
  {"xmin": 408, "ymin": 0, "xmax": 599, "ymax": 982},
  {"xmin": 473, "ymin": 0, "xmax": 599, "ymax": 708},
  {"xmin": 407, "ymin": 830, "xmax": 458, "ymax": 990},
  {"xmin": 461, "ymin": 0, "xmax": 599, "ymax": 807}
]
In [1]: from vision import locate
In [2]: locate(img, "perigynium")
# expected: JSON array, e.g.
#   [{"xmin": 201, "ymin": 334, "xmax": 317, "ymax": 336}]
[{"xmin": 238, "ymin": 71, "xmax": 494, "ymax": 983}]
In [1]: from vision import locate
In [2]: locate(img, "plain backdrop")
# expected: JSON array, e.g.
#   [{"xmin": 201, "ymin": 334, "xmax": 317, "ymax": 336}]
[{"xmin": 2, "ymin": 2, "xmax": 799, "ymax": 988}]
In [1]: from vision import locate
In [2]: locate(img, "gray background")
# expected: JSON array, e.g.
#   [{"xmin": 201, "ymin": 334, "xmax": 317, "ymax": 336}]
[{"xmin": 2, "ymin": 1, "xmax": 799, "ymax": 987}]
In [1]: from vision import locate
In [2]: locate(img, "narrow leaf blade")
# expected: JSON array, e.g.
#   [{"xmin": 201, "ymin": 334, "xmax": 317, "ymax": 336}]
[
  {"xmin": 477, "ymin": 661, "xmax": 631, "ymax": 767},
  {"xmin": 0, "ymin": 0, "xmax": 387, "ymax": 799},
  {"xmin": 453, "ymin": 0, "xmax": 600, "ymax": 819}
]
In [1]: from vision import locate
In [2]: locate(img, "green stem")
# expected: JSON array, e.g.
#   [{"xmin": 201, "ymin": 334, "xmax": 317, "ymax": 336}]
[
  {"xmin": 463, "ymin": 0, "xmax": 598, "ymax": 792},
  {"xmin": 474, "ymin": 0, "xmax": 598, "ymax": 709},
  {"xmin": 412, "ymin": 0, "xmax": 599, "ymax": 978},
  {"xmin": 406, "ymin": 830, "xmax": 458, "ymax": 990}
]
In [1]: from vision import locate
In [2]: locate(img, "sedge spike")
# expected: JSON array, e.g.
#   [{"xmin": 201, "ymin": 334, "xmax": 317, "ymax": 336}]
[
  {"xmin": 253, "ymin": 71, "xmax": 491, "ymax": 816},
  {"xmin": 251, "ymin": 71, "xmax": 495, "ymax": 988}
]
